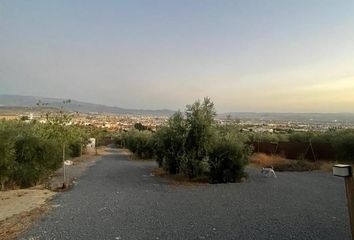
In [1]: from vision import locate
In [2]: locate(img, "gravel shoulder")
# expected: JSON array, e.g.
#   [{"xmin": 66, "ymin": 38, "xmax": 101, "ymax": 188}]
[{"xmin": 20, "ymin": 147, "xmax": 351, "ymax": 240}]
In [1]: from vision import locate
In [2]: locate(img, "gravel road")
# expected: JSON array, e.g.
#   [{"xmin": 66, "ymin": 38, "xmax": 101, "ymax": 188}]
[{"xmin": 20, "ymin": 147, "xmax": 351, "ymax": 240}]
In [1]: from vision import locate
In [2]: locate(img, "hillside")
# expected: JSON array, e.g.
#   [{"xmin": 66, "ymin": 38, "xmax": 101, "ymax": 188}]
[{"xmin": 0, "ymin": 95, "xmax": 175, "ymax": 116}]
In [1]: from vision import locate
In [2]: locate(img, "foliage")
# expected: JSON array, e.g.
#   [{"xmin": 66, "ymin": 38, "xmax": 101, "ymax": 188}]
[
  {"xmin": 0, "ymin": 125, "xmax": 16, "ymax": 190},
  {"xmin": 246, "ymin": 128, "xmax": 354, "ymax": 161},
  {"xmin": 123, "ymin": 129, "xmax": 155, "ymax": 159},
  {"xmin": 185, "ymin": 98, "xmax": 216, "ymax": 160},
  {"xmin": 246, "ymin": 132, "xmax": 289, "ymax": 143},
  {"xmin": 287, "ymin": 132, "xmax": 317, "ymax": 143},
  {"xmin": 156, "ymin": 111, "xmax": 188, "ymax": 174},
  {"xmin": 121, "ymin": 98, "xmax": 251, "ymax": 183},
  {"xmin": 85, "ymin": 127, "xmax": 109, "ymax": 147},
  {"xmin": 13, "ymin": 135, "xmax": 61, "ymax": 187},
  {"xmin": 134, "ymin": 122, "xmax": 148, "ymax": 131},
  {"xmin": 208, "ymin": 128, "xmax": 252, "ymax": 183},
  {"xmin": 0, "ymin": 118, "xmax": 97, "ymax": 189},
  {"xmin": 329, "ymin": 130, "xmax": 354, "ymax": 161}
]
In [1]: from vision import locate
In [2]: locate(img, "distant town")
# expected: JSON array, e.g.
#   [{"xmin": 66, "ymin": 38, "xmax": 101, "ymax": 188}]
[{"xmin": 1, "ymin": 107, "xmax": 354, "ymax": 133}]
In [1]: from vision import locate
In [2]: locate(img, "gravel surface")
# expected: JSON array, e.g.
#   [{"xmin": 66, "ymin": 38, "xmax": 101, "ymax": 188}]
[{"xmin": 20, "ymin": 147, "xmax": 351, "ymax": 240}]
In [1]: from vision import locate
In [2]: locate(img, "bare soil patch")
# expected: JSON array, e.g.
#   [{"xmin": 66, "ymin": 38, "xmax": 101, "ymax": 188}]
[{"xmin": 0, "ymin": 189, "xmax": 54, "ymax": 240}]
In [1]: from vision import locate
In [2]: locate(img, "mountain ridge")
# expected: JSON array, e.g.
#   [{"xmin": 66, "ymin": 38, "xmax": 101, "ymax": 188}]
[
  {"xmin": 0, "ymin": 94, "xmax": 175, "ymax": 116},
  {"xmin": 1, "ymin": 94, "xmax": 354, "ymax": 123}
]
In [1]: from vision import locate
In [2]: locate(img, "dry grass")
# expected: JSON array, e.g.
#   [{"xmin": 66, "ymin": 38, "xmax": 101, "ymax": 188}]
[
  {"xmin": 317, "ymin": 160, "xmax": 354, "ymax": 172},
  {"xmin": 250, "ymin": 153, "xmax": 291, "ymax": 167},
  {"xmin": 0, "ymin": 205, "xmax": 50, "ymax": 240},
  {"xmin": 151, "ymin": 168, "xmax": 209, "ymax": 186},
  {"xmin": 250, "ymin": 153, "xmax": 320, "ymax": 171}
]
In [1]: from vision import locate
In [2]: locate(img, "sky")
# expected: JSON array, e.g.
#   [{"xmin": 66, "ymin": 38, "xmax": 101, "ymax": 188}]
[{"xmin": 1, "ymin": 0, "xmax": 354, "ymax": 113}]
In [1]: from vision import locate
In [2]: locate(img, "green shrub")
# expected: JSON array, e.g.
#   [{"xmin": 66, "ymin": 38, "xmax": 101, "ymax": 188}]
[
  {"xmin": 0, "ymin": 119, "xmax": 93, "ymax": 189},
  {"xmin": 179, "ymin": 154, "xmax": 206, "ymax": 179},
  {"xmin": 68, "ymin": 141, "xmax": 82, "ymax": 158},
  {"xmin": 183, "ymin": 98, "xmax": 216, "ymax": 177},
  {"xmin": 158, "ymin": 112, "xmax": 187, "ymax": 174},
  {"xmin": 330, "ymin": 130, "xmax": 354, "ymax": 161},
  {"xmin": 123, "ymin": 130, "xmax": 154, "ymax": 159},
  {"xmin": 0, "ymin": 130, "xmax": 16, "ymax": 190},
  {"xmin": 13, "ymin": 136, "xmax": 61, "ymax": 187},
  {"xmin": 208, "ymin": 132, "xmax": 251, "ymax": 183},
  {"xmin": 134, "ymin": 122, "xmax": 148, "ymax": 131}
]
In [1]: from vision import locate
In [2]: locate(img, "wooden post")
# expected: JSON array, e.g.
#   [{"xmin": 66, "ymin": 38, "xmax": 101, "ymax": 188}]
[
  {"xmin": 345, "ymin": 175, "xmax": 354, "ymax": 240},
  {"xmin": 333, "ymin": 164, "xmax": 354, "ymax": 239},
  {"xmin": 63, "ymin": 143, "xmax": 66, "ymax": 187}
]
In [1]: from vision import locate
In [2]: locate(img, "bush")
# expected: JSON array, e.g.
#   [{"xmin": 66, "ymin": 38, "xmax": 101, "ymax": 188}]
[
  {"xmin": 68, "ymin": 141, "xmax": 82, "ymax": 158},
  {"xmin": 134, "ymin": 122, "xmax": 148, "ymax": 131},
  {"xmin": 208, "ymin": 131, "xmax": 251, "ymax": 183},
  {"xmin": 330, "ymin": 130, "xmax": 354, "ymax": 161},
  {"xmin": 0, "ymin": 129, "xmax": 16, "ymax": 190},
  {"xmin": 121, "ymin": 98, "xmax": 251, "ymax": 183},
  {"xmin": 183, "ymin": 98, "xmax": 216, "ymax": 177},
  {"xmin": 123, "ymin": 130, "xmax": 154, "ymax": 159},
  {"xmin": 0, "ymin": 119, "xmax": 93, "ymax": 189},
  {"xmin": 156, "ymin": 112, "xmax": 187, "ymax": 174},
  {"xmin": 13, "ymin": 136, "xmax": 62, "ymax": 187},
  {"xmin": 179, "ymin": 154, "xmax": 206, "ymax": 179}
]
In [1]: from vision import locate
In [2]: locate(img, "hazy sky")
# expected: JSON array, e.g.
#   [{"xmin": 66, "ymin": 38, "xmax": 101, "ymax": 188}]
[{"xmin": 1, "ymin": 0, "xmax": 354, "ymax": 113}]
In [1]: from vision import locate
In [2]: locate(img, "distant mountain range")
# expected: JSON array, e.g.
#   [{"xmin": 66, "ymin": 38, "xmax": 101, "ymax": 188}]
[
  {"xmin": 0, "ymin": 95, "xmax": 175, "ymax": 116},
  {"xmin": 1, "ymin": 94, "xmax": 354, "ymax": 123}
]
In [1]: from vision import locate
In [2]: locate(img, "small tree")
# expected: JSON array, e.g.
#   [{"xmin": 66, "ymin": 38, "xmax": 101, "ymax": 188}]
[
  {"xmin": 158, "ymin": 111, "xmax": 187, "ymax": 174},
  {"xmin": 38, "ymin": 107, "xmax": 79, "ymax": 186},
  {"xmin": 183, "ymin": 97, "xmax": 216, "ymax": 178}
]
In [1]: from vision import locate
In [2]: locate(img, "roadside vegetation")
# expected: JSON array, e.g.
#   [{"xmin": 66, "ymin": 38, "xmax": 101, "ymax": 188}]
[
  {"xmin": 119, "ymin": 98, "xmax": 354, "ymax": 179},
  {"xmin": 2, "ymin": 98, "xmax": 354, "ymax": 188},
  {"xmin": 120, "ymin": 98, "xmax": 252, "ymax": 183},
  {"xmin": 0, "ymin": 111, "xmax": 110, "ymax": 190},
  {"xmin": 246, "ymin": 130, "xmax": 354, "ymax": 161}
]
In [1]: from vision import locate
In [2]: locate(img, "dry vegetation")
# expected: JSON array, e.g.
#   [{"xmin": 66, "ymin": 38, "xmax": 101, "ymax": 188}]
[
  {"xmin": 250, "ymin": 153, "xmax": 321, "ymax": 171},
  {"xmin": 0, "ymin": 189, "xmax": 54, "ymax": 240}
]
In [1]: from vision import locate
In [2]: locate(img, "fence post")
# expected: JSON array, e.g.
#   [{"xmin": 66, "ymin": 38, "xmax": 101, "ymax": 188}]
[
  {"xmin": 345, "ymin": 175, "xmax": 354, "ymax": 240},
  {"xmin": 63, "ymin": 143, "xmax": 66, "ymax": 188},
  {"xmin": 333, "ymin": 164, "xmax": 354, "ymax": 240}
]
